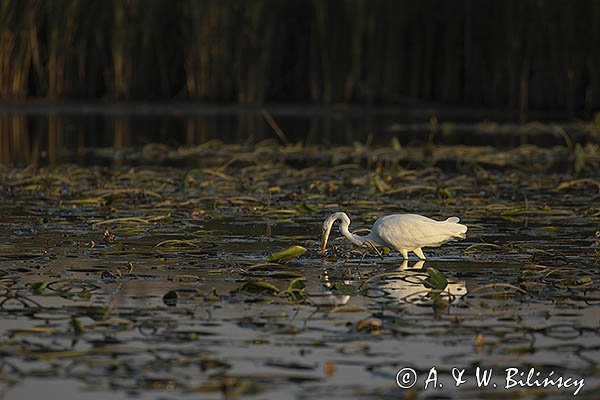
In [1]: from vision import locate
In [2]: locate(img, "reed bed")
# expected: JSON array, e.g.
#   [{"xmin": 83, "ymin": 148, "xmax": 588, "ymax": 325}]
[{"xmin": 0, "ymin": 0, "xmax": 599, "ymax": 112}]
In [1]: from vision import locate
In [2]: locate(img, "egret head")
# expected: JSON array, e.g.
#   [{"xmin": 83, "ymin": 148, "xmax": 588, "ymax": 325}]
[{"xmin": 320, "ymin": 212, "xmax": 348, "ymax": 254}]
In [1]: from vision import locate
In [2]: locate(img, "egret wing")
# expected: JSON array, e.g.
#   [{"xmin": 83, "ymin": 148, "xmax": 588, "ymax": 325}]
[{"xmin": 373, "ymin": 214, "xmax": 465, "ymax": 250}]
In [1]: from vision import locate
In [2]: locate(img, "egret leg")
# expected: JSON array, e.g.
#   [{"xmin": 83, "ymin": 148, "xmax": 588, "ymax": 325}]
[
  {"xmin": 413, "ymin": 248, "xmax": 426, "ymax": 260},
  {"xmin": 400, "ymin": 249, "xmax": 409, "ymax": 260}
]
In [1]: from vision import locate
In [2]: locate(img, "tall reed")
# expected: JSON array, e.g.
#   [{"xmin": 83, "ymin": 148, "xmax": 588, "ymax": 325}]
[{"xmin": 0, "ymin": 0, "xmax": 598, "ymax": 113}]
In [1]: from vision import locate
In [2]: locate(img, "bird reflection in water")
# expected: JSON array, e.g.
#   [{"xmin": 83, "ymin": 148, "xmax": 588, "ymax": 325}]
[
  {"xmin": 305, "ymin": 261, "xmax": 467, "ymax": 306},
  {"xmin": 376, "ymin": 260, "xmax": 467, "ymax": 304}
]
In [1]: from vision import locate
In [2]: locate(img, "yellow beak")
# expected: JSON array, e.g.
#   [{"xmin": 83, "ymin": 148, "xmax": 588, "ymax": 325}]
[{"xmin": 321, "ymin": 230, "xmax": 328, "ymax": 254}]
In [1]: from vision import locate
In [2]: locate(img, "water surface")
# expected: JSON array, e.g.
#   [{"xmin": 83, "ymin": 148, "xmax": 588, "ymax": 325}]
[{"xmin": 0, "ymin": 141, "xmax": 599, "ymax": 399}]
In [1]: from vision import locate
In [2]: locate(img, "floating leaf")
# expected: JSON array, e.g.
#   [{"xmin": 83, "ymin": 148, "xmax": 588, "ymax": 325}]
[
  {"xmin": 237, "ymin": 280, "xmax": 280, "ymax": 295},
  {"xmin": 424, "ymin": 267, "xmax": 448, "ymax": 291},
  {"xmin": 163, "ymin": 290, "xmax": 178, "ymax": 306},
  {"xmin": 9, "ymin": 327, "xmax": 57, "ymax": 336},
  {"xmin": 356, "ymin": 318, "xmax": 382, "ymax": 332},
  {"xmin": 328, "ymin": 305, "xmax": 367, "ymax": 313},
  {"xmin": 85, "ymin": 306, "xmax": 110, "ymax": 321},
  {"xmin": 267, "ymin": 245, "xmax": 307, "ymax": 263},
  {"xmin": 28, "ymin": 281, "xmax": 48, "ymax": 294},
  {"xmin": 70, "ymin": 316, "xmax": 85, "ymax": 335},
  {"xmin": 287, "ymin": 277, "xmax": 306, "ymax": 291},
  {"xmin": 332, "ymin": 283, "xmax": 360, "ymax": 295},
  {"xmin": 244, "ymin": 263, "xmax": 304, "ymax": 278},
  {"xmin": 576, "ymin": 277, "xmax": 592, "ymax": 285},
  {"xmin": 285, "ymin": 277, "xmax": 306, "ymax": 302}
]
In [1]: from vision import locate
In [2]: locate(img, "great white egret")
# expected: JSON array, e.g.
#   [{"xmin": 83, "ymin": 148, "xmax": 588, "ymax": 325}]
[{"xmin": 321, "ymin": 212, "xmax": 467, "ymax": 259}]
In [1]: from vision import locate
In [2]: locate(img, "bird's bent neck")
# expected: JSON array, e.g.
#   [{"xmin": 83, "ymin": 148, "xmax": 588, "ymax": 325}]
[{"xmin": 335, "ymin": 212, "xmax": 370, "ymax": 246}]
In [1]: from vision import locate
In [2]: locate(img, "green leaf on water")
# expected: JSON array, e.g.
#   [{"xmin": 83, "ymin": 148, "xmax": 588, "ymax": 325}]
[
  {"xmin": 70, "ymin": 316, "xmax": 85, "ymax": 335},
  {"xmin": 287, "ymin": 292, "xmax": 304, "ymax": 302},
  {"xmin": 85, "ymin": 306, "xmax": 110, "ymax": 321},
  {"xmin": 28, "ymin": 281, "xmax": 48, "ymax": 294},
  {"xmin": 285, "ymin": 277, "xmax": 306, "ymax": 302},
  {"xmin": 287, "ymin": 277, "xmax": 306, "ymax": 291},
  {"xmin": 576, "ymin": 276, "xmax": 592, "ymax": 285},
  {"xmin": 238, "ymin": 280, "xmax": 280, "ymax": 295},
  {"xmin": 332, "ymin": 283, "xmax": 360, "ymax": 295},
  {"xmin": 267, "ymin": 245, "xmax": 307, "ymax": 263},
  {"xmin": 286, "ymin": 290, "xmax": 306, "ymax": 303},
  {"xmin": 424, "ymin": 267, "xmax": 448, "ymax": 291},
  {"xmin": 78, "ymin": 290, "xmax": 92, "ymax": 300}
]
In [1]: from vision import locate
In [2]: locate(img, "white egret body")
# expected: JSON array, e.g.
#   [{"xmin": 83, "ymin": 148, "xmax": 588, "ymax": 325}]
[{"xmin": 321, "ymin": 212, "xmax": 467, "ymax": 259}]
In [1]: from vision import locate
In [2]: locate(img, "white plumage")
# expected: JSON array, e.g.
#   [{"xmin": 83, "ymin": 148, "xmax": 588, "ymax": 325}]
[{"xmin": 320, "ymin": 212, "xmax": 467, "ymax": 259}]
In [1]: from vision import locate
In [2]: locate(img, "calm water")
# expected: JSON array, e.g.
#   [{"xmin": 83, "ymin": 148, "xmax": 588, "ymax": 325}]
[
  {"xmin": 1, "ymin": 103, "xmax": 596, "ymax": 166},
  {"xmin": 1, "ymin": 141, "xmax": 599, "ymax": 399}
]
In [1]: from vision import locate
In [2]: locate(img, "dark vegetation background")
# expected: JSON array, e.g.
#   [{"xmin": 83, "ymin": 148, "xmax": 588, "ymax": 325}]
[{"xmin": 1, "ymin": 0, "xmax": 599, "ymax": 115}]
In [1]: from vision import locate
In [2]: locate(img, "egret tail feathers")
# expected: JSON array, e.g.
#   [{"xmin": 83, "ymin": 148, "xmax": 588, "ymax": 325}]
[
  {"xmin": 451, "ymin": 222, "xmax": 468, "ymax": 238},
  {"xmin": 443, "ymin": 217, "xmax": 467, "ymax": 238}
]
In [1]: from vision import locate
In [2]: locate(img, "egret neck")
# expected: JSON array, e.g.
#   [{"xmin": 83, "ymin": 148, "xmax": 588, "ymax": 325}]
[{"xmin": 321, "ymin": 212, "xmax": 381, "ymax": 254}]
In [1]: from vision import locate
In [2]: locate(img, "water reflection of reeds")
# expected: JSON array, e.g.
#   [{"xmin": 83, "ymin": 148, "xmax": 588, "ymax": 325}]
[
  {"xmin": 1, "ymin": 111, "xmax": 599, "ymax": 166},
  {"xmin": 0, "ymin": 1, "xmax": 599, "ymax": 112},
  {"xmin": 0, "ymin": 114, "xmax": 263, "ymax": 166},
  {"xmin": 0, "ymin": 116, "xmax": 31, "ymax": 165}
]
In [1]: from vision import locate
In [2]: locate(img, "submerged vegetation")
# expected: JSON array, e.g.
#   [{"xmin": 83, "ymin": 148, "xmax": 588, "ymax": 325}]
[
  {"xmin": 1, "ymin": 0, "xmax": 600, "ymax": 112},
  {"xmin": 0, "ymin": 140, "xmax": 599, "ymax": 397}
]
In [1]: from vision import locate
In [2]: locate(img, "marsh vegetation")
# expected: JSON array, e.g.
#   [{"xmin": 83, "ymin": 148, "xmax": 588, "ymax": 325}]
[
  {"xmin": 0, "ymin": 134, "xmax": 599, "ymax": 399},
  {"xmin": 2, "ymin": 0, "xmax": 600, "ymax": 113},
  {"xmin": 1, "ymin": 1, "xmax": 600, "ymax": 397}
]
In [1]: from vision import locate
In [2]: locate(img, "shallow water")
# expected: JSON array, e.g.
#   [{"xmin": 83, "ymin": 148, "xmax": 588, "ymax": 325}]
[{"xmin": 0, "ymin": 143, "xmax": 599, "ymax": 399}]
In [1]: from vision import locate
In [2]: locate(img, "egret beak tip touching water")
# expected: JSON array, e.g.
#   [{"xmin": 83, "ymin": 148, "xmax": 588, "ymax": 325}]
[
  {"xmin": 320, "ymin": 211, "xmax": 467, "ymax": 259},
  {"xmin": 321, "ymin": 227, "xmax": 331, "ymax": 254}
]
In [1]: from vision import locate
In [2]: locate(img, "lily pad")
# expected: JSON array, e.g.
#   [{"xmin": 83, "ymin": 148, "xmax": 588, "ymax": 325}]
[
  {"xmin": 237, "ymin": 280, "xmax": 280, "ymax": 295},
  {"xmin": 424, "ymin": 267, "xmax": 448, "ymax": 291},
  {"xmin": 267, "ymin": 245, "xmax": 307, "ymax": 263},
  {"xmin": 163, "ymin": 290, "xmax": 178, "ymax": 306}
]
